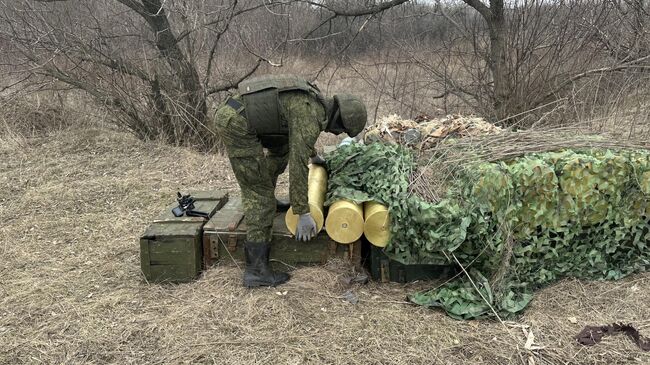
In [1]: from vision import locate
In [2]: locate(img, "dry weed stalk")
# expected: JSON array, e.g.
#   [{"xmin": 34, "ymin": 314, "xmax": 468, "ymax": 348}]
[{"xmin": 412, "ymin": 122, "xmax": 650, "ymax": 203}]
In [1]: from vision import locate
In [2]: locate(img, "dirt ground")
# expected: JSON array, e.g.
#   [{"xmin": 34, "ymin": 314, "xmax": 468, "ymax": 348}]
[{"xmin": 1, "ymin": 128, "xmax": 649, "ymax": 365}]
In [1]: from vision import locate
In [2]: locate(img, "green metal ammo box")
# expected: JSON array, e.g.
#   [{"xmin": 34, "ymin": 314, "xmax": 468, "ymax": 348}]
[
  {"xmin": 202, "ymin": 197, "xmax": 361, "ymax": 270},
  {"xmin": 140, "ymin": 191, "xmax": 229, "ymax": 283},
  {"xmin": 367, "ymin": 245, "xmax": 454, "ymax": 283}
]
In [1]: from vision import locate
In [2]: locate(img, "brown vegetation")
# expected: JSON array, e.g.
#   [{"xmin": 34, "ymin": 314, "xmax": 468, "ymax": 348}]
[
  {"xmin": 1, "ymin": 1, "xmax": 649, "ymax": 363},
  {"xmin": 0, "ymin": 0, "xmax": 648, "ymax": 146},
  {"xmin": 1, "ymin": 126, "xmax": 649, "ymax": 364}
]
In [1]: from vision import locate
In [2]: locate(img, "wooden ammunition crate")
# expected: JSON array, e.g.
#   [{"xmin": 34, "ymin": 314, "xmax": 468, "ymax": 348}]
[
  {"xmin": 140, "ymin": 191, "xmax": 229, "ymax": 283},
  {"xmin": 202, "ymin": 197, "xmax": 360, "ymax": 270},
  {"xmin": 367, "ymin": 245, "xmax": 454, "ymax": 283}
]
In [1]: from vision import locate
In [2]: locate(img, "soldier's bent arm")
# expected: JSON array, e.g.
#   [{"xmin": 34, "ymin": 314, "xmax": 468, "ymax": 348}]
[{"xmin": 283, "ymin": 92, "xmax": 325, "ymax": 215}]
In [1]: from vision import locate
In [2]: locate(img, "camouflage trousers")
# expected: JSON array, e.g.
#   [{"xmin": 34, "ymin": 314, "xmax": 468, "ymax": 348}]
[{"xmin": 214, "ymin": 102, "xmax": 288, "ymax": 243}]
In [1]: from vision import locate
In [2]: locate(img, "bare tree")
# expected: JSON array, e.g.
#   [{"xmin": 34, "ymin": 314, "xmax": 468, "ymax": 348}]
[
  {"xmin": 0, "ymin": 0, "xmax": 271, "ymax": 148},
  {"xmin": 394, "ymin": 0, "xmax": 650, "ymax": 124},
  {"xmin": 2, "ymin": 0, "xmax": 646, "ymax": 139},
  {"xmin": 0, "ymin": 0, "xmax": 415, "ymax": 147},
  {"xmin": 588, "ymin": 0, "xmax": 649, "ymax": 63}
]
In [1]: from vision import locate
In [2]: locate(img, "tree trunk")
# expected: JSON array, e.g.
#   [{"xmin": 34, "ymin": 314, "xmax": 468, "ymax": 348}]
[
  {"xmin": 139, "ymin": 0, "xmax": 207, "ymax": 142},
  {"xmin": 488, "ymin": 5, "xmax": 510, "ymax": 121},
  {"xmin": 462, "ymin": 0, "xmax": 512, "ymax": 121}
]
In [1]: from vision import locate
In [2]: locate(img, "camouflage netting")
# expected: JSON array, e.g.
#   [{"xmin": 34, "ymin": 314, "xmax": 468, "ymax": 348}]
[{"xmin": 325, "ymin": 116, "xmax": 650, "ymax": 319}]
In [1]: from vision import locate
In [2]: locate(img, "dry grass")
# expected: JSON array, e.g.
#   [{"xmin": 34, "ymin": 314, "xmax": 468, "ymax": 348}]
[
  {"xmin": 410, "ymin": 121, "xmax": 650, "ymax": 204},
  {"xmin": 1, "ymin": 127, "xmax": 650, "ymax": 365}
]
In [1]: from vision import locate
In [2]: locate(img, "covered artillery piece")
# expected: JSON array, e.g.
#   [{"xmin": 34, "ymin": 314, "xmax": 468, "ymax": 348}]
[{"xmin": 326, "ymin": 115, "xmax": 650, "ymax": 318}]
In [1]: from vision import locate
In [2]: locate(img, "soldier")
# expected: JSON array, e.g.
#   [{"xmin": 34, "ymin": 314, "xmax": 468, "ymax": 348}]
[{"xmin": 214, "ymin": 74, "xmax": 367, "ymax": 288}]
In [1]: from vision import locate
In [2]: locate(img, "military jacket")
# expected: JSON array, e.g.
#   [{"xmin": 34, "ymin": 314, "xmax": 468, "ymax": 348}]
[{"xmin": 217, "ymin": 88, "xmax": 326, "ymax": 216}]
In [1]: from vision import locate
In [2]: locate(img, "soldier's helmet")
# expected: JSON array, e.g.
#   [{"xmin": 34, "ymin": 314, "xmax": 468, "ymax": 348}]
[{"xmin": 334, "ymin": 94, "xmax": 367, "ymax": 137}]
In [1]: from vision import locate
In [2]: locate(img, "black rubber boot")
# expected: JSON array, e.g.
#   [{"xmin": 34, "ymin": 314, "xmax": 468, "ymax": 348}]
[
  {"xmin": 276, "ymin": 199, "xmax": 290, "ymax": 212},
  {"xmin": 243, "ymin": 241, "xmax": 290, "ymax": 287}
]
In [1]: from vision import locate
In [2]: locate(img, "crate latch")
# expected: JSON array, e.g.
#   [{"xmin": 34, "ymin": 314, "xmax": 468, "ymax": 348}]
[{"xmin": 227, "ymin": 213, "xmax": 244, "ymax": 252}]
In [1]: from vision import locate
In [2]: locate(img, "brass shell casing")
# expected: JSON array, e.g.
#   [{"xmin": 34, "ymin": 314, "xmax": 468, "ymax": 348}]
[
  {"xmin": 325, "ymin": 200, "xmax": 364, "ymax": 244},
  {"xmin": 285, "ymin": 164, "xmax": 327, "ymax": 234},
  {"xmin": 363, "ymin": 201, "xmax": 390, "ymax": 247}
]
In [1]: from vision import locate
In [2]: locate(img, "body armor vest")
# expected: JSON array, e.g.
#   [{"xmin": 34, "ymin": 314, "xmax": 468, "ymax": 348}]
[{"xmin": 238, "ymin": 75, "xmax": 324, "ymax": 145}]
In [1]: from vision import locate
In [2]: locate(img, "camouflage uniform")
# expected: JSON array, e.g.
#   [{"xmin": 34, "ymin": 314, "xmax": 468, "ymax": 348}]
[{"xmin": 214, "ymin": 91, "xmax": 326, "ymax": 242}]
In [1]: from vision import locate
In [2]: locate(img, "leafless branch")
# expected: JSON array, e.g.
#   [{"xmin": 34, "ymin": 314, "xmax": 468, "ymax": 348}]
[
  {"xmin": 207, "ymin": 59, "xmax": 262, "ymax": 95},
  {"xmin": 543, "ymin": 54, "xmax": 650, "ymax": 101},
  {"xmin": 298, "ymin": 0, "xmax": 410, "ymax": 16}
]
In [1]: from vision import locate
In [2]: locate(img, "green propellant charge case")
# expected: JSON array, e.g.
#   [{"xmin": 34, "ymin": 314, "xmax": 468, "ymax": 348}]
[{"xmin": 139, "ymin": 191, "xmax": 229, "ymax": 283}]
